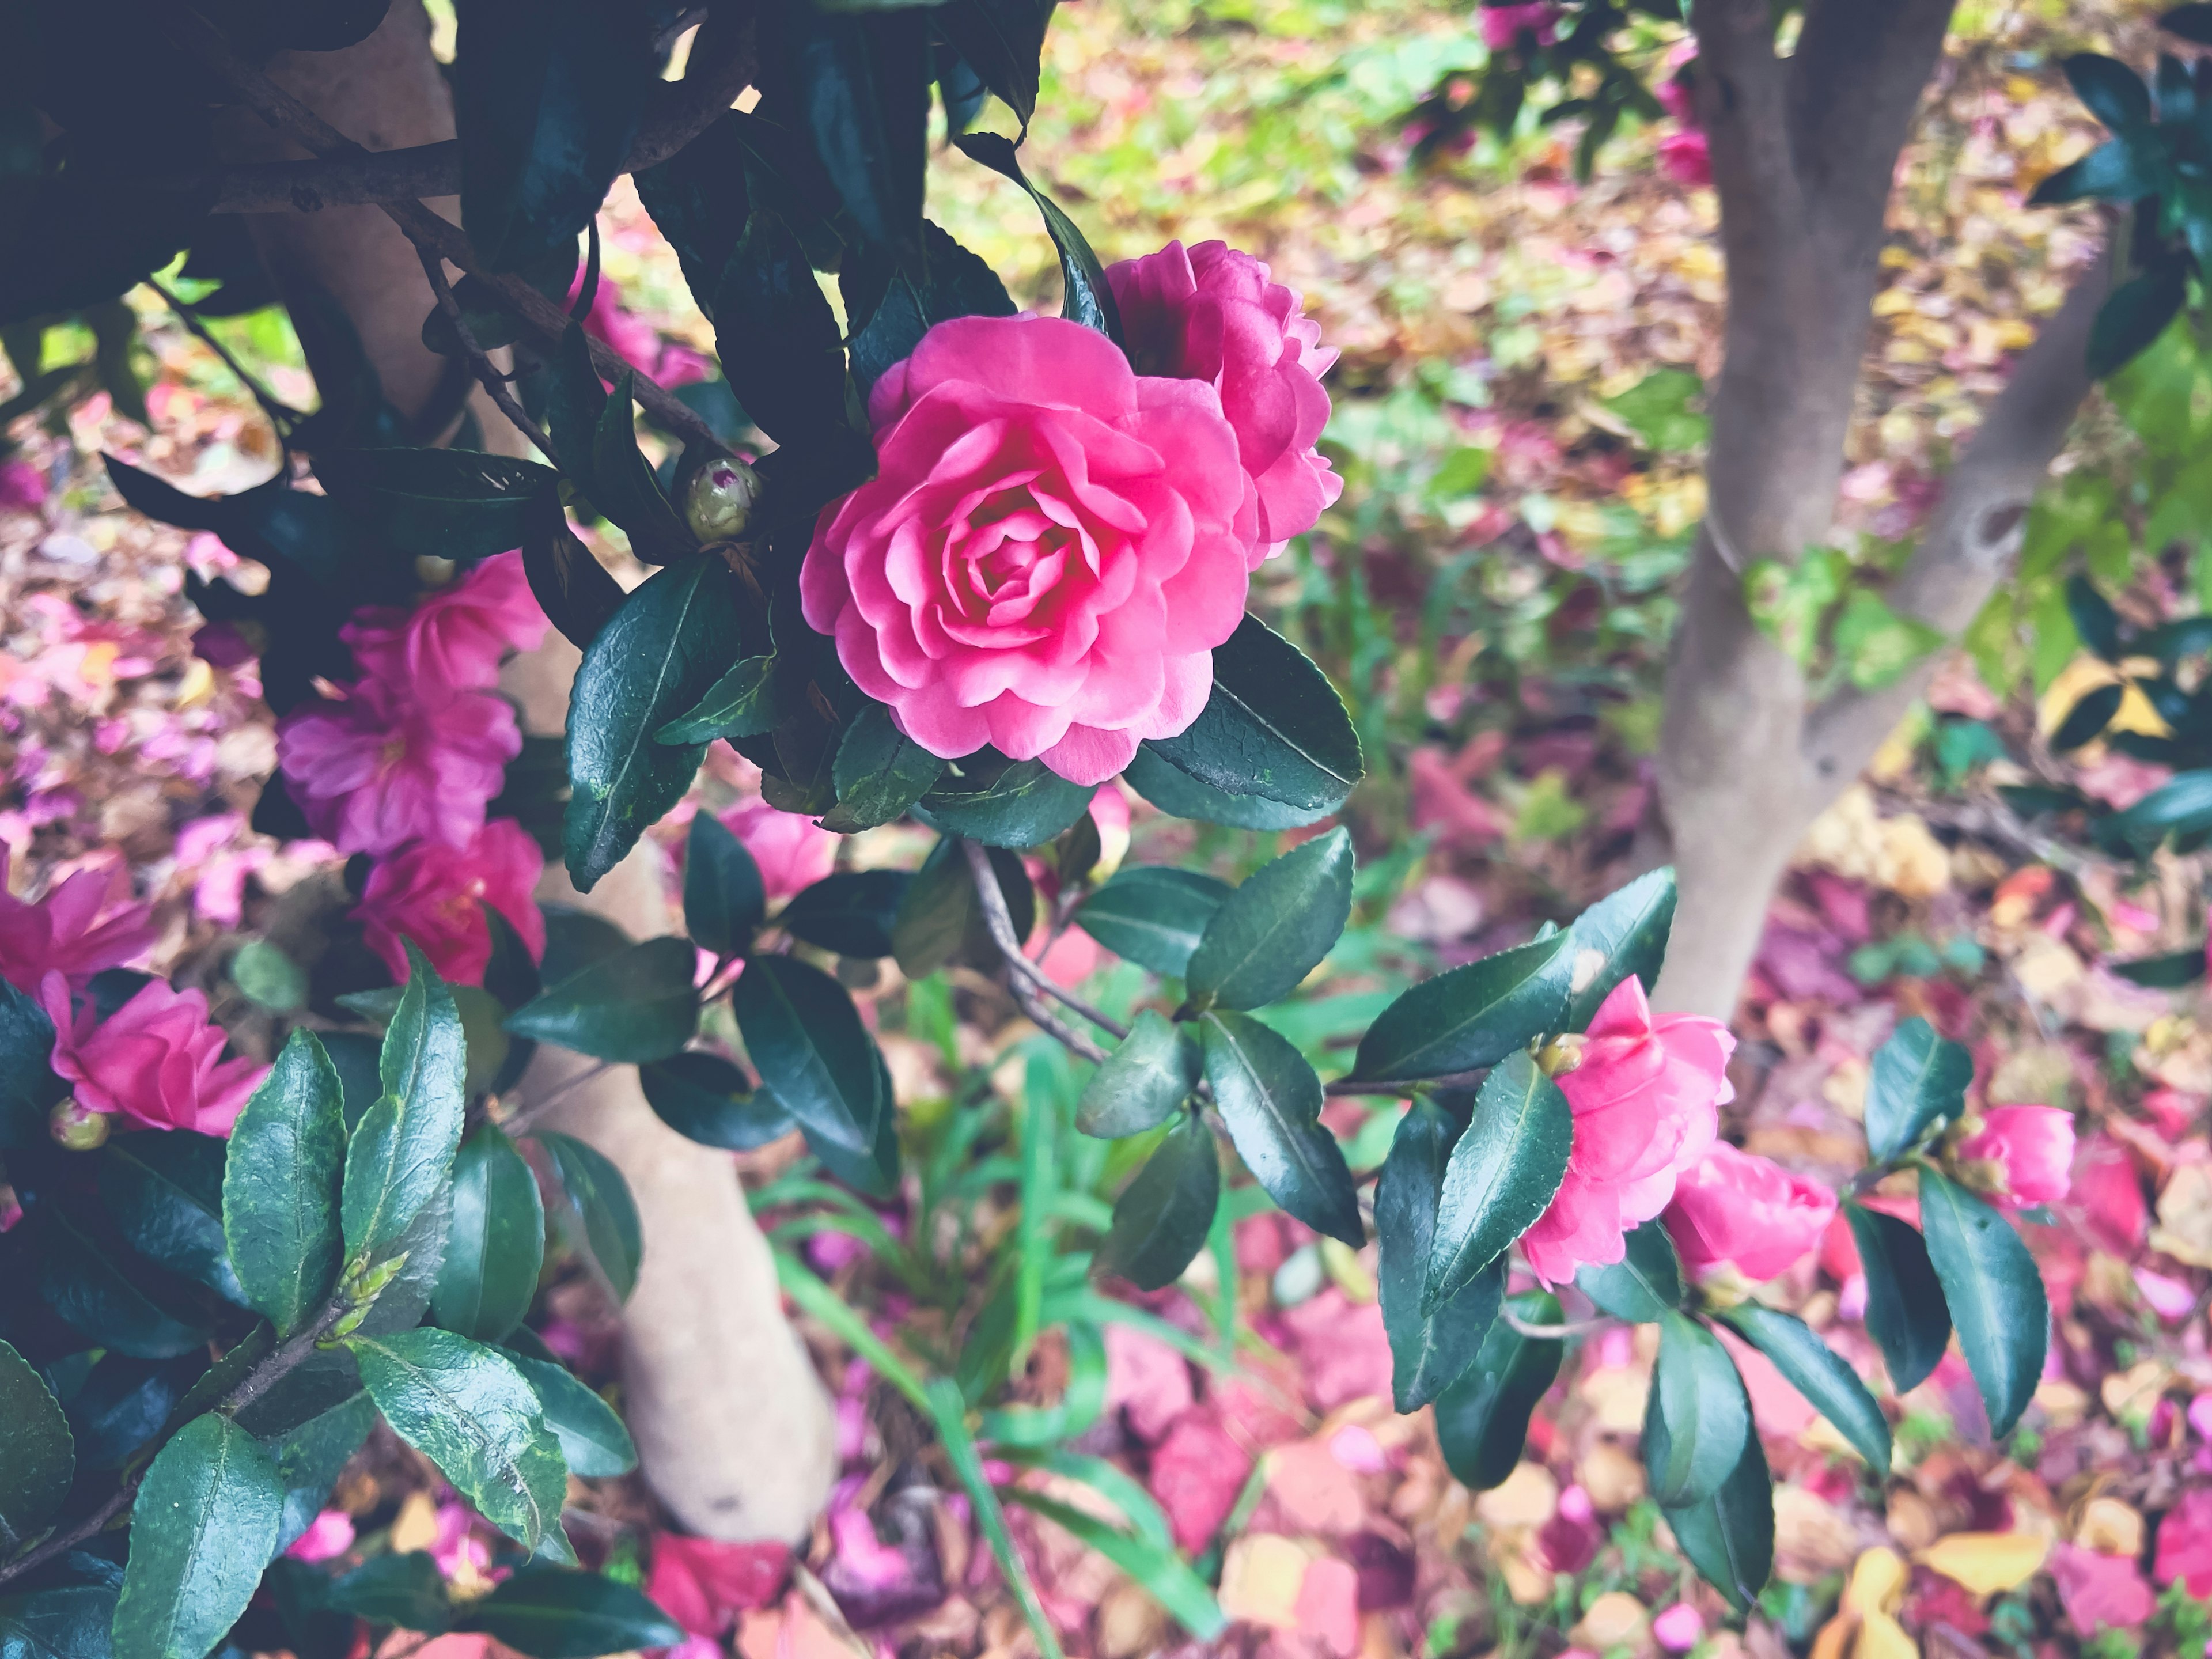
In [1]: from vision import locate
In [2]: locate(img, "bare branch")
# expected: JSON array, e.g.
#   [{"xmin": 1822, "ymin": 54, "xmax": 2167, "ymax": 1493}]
[
  {"xmin": 414, "ymin": 241, "xmax": 562, "ymax": 465},
  {"xmin": 146, "ymin": 277, "xmax": 305, "ymax": 436},
  {"xmin": 959, "ymin": 838, "xmax": 1130, "ymax": 1050}
]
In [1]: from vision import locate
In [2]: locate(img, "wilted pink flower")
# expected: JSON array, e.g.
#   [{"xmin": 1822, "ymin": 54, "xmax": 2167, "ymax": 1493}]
[
  {"xmin": 1664, "ymin": 1142, "xmax": 1836, "ymax": 1284},
  {"xmin": 285, "ymin": 1509, "xmax": 357, "ymax": 1563},
  {"xmin": 1517, "ymin": 978, "xmax": 1729, "ymax": 1285},
  {"xmin": 721, "ymin": 798, "xmax": 837, "ymax": 904},
  {"xmin": 1539, "ymin": 1484, "xmax": 1600, "ymax": 1574},
  {"xmin": 2156, "ymin": 1488, "xmax": 2212, "ymax": 1597},
  {"xmin": 801, "ymin": 315, "xmax": 1257, "ymax": 785},
  {"xmin": 0, "ymin": 849, "xmax": 156, "ymax": 995},
  {"xmin": 340, "ymin": 551, "xmax": 547, "ymax": 694},
  {"xmin": 1105, "ymin": 240, "xmax": 1341, "ymax": 552},
  {"xmin": 354, "ymin": 820, "xmax": 546, "ymax": 984},
  {"xmin": 39, "ymin": 971, "xmax": 266, "ymax": 1135},
  {"xmin": 1955, "ymin": 1105, "xmax": 2075, "ymax": 1211},
  {"xmin": 647, "ymin": 1534, "xmax": 790, "ymax": 1637},
  {"xmin": 1480, "ymin": 2, "xmax": 1559, "ymax": 50},
  {"xmin": 1658, "ymin": 128, "xmax": 1712, "ymax": 187},
  {"xmin": 278, "ymin": 679, "xmax": 520, "ymax": 855},
  {"xmin": 0, "ymin": 460, "xmax": 47, "ymax": 512}
]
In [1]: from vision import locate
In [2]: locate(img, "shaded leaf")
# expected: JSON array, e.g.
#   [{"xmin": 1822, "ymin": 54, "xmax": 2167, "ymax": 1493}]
[
  {"xmin": 1423, "ymin": 1052, "xmax": 1572, "ymax": 1312},
  {"xmin": 778, "ymin": 870, "xmax": 912, "ymax": 959},
  {"xmin": 1145, "ymin": 617, "xmax": 1361, "ymax": 810},
  {"xmin": 111, "ymin": 1415, "xmax": 282, "ymax": 1659},
  {"xmin": 1185, "ymin": 827, "xmax": 1354, "ymax": 1011},
  {"xmin": 639, "ymin": 1052, "xmax": 794, "ymax": 1150},
  {"xmin": 1918, "ymin": 1169, "xmax": 2048, "ymax": 1437},
  {"xmin": 1074, "ymin": 866, "xmax": 1231, "ymax": 978},
  {"xmin": 1863, "ymin": 1017, "xmax": 1972, "ymax": 1164},
  {"xmin": 1353, "ymin": 931, "xmax": 1573, "ymax": 1083},
  {"xmin": 1847, "ymin": 1203, "xmax": 1951, "ymax": 1393},
  {"xmin": 539, "ymin": 1132, "xmax": 642, "ymax": 1303},
  {"xmin": 1434, "ymin": 1290, "xmax": 1563, "ymax": 1490},
  {"xmin": 1575, "ymin": 1219, "xmax": 1684, "ymax": 1322},
  {"xmin": 1645, "ymin": 1312, "xmax": 1750, "ymax": 1506},
  {"xmin": 1377, "ymin": 1101, "xmax": 1503, "ymax": 1412},
  {"xmin": 1076, "ymin": 1010, "xmax": 1202, "ymax": 1139},
  {"xmin": 432, "ymin": 1125, "xmax": 544, "ymax": 1344},
  {"xmin": 0, "ymin": 1338, "xmax": 72, "ymax": 1553},
  {"xmin": 1200, "ymin": 1012, "xmax": 1361, "ymax": 1245},
  {"xmin": 1094, "ymin": 1113, "xmax": 1219, "ymax": 1291},
  {"xmin": 683, "ymin": 813, "xmax": 766, "ymax": 957},
  {"xmin": 505, "ymin": 937, "xmax": 700, "ymax": 1065},
  {"xmin": 1723, "ymin": 1305, "xmax": 1891, "ymax": 1474}
]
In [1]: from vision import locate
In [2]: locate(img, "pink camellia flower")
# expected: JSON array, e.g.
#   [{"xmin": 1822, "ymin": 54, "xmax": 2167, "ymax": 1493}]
[
  {"xmin": 1663, "ymin": 1142, "xmax": 1837, "ymax": 1284},
  {"xmin": 721, "ymin": 798, "xmax": 838, "ymax": 904},
  {"xmin": 340, "ymin": 551, "xmax": 547, "ymax": 695},
  {"xmin": 801, "ymin": 315, "xmax": 1257, "ymax": 786},
  {"xmin": 1105, "ymin": 240, "xmax": 1340, "ymax": 553},
  {"xmin": 1517, "ymin": 978, "xmax": 1730, "ymax": 1286},
  {"xmin": 1955, "ymin": 1104, "xmax": 2076, "ymax": 1211},
  {"xmin": 354, "ymin": 820, "xmax": 546, "ymax": 984},
  {"xmin": 38, "ymin": 971, "xmax": 266, "ymax": 1135},
  {"xmin": 0, "ymin": 848, "xmax": 156, "ymax": 995},
  {"xmin": 278, "ymin": 679, "xmax": 520, "ymax": 855},
  {"xmin": 285, "ymin": 1509, "xmax": 357, "ymax": 1563},
  {"xmin": 1480, "ymin": 2, "xmax": 1559, "ymax": 50},
  {"xmin": 2155, "ymin": 1487, "xmax": 2212, "ymax": 1597},
  {"xmin": 1658, "ymin": 128, "xmax": 1712, "ymax": 187}
]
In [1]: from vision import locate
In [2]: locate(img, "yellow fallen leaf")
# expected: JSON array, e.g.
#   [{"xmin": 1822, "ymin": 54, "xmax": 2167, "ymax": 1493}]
[
  {"xmin": 2076, "ymin": 1497, "xmax": 2145, "ymax": 1558},
  {"xmin": 1217, "ymin": 1534, "xmax": 1310, "ymax": 1631},
  {"xmin": 1858, "ymin": 1610, "xmax": 1921, "ymax": 1659},
  {"xmin": 1843, "ymin": 1547, "xmax": 1910, "ymax": 1617},
  {"xmin": 2152, "ymin": 1162, "xmax": 2212, "ymax": 1269},
  {"xmin": 1916, "ymin": 1531, "xmax": 2050, "ymax": 1596}
]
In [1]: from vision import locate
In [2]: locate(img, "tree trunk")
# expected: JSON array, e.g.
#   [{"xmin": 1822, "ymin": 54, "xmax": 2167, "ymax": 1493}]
[{"xmin": 219, "ymin": 2, "xmax": 836, "ymax": 1540}]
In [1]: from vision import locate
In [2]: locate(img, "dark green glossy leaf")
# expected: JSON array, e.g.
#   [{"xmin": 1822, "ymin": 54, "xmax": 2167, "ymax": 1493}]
[
  {"xmin": 683, "ymin": 813, "xmax": 766, "ymax": 957},
  {"xmin": 1145, "ymin": 617, "xmax": 1361, "ymax": 810},
  {"xmin": 1352, "ymin": 930, "xmax": 1573, "ymax": 1083},
  {"xmin": 315, "ymin": 448, "xmax": 558, "ymax": 562},
  {"xmin": 505, "ymin": 1357, "xmax": 636, "ymax": 1480},
  {"xmin": 1847, "ymin": 1203, "xmax": 1950, "ymax": 1393},
  {"xmin": 950, "ymin": 132, "xmax": 1123, "ymax": 342},
  {"xmin": 505, "ymin": 936, "xmax": 700, "ymax": 1065},
  {"xmin": 1863, "ymin": 1017, "xmax": 1972, "ymax": 1164},
  {"xmin": 889, "ymin": 838, "xmax": 1031, "ymax": 979},
  {"xmin": 539, "ymin": 1132, "xmax": 642, "ymax": 1303},
  {"xmin": 2052, "ymin": 681, "xmax": 2126, "ymax": 750},
  {"xmin": 590, "ymin": 372, "xmax": 695, "ymax": 560},
  {"xmin": 843, "ymin": 222, "xmax": 1018, "ymax": 400},
  {"xmin": 785, "ymin": 5, "xmax": 929, "ymax": 252},
  {"xmin": 1917, "ymin": 1169, "xmax": 2048, "ymax": 1437},
  {"xmin": 0, "ymin": 1338, "xmax": 72, "ymax": 1553},
  {"xmin": 2063, "ymin": 51, "xmax": 2153, "ymax": 130},
  {"xmin": 100, "ymin": 1132, "xmax": 243, "ymax": 1306},
  {"xmin": 1560, "ymin": 867, "xmax": 1675, "ymax": 1030},
  {"xmin": 826, "ymin": 703, "xmax": 944, "ymax": 830},
  {"xmin": 68, "ymin": 1354, "xmax": 200, "ymax": 1472},
  {"xmin": 1434, "ymin": 1290, "xmax": 1563, "ymax": 1490},
  {"xmin": 260, "ymin": 1391, "xmax": 376, "ymax": 1555},
  {"xmin": 2166, "ymin": 2, "xmax": 2212, "ymax": 43},
  {"xmin": 2112, "ymin": 948, "xmax": 2207, "ymax": 987},
  {"xmin": 328, "ymin": 1553, "xmax": 452, "ymax": 1633},
  {"xmin": 221, "ymin": 1030, "xmax": 346, "ymax": 1336},
  {"xmin": 732, "ymin": 955, "xmax": 882, "ymax": 1155},
  {"xmin": 1120, "ymin": 745, "xmax": 1336, "ymax": 830},
  {"xmin": 2031, "ymin": 135, "xmax": 2165, "ymax": 204},
  {"xmin": 1076, "ymin": 1010, "xmax": 1202, "ymax": 1139},
  {"xmin": 2104, "ymin": 764, "xmax": 2212, "ymax": 851},
  {"xmin": 934, "ymin": 0, "xmax": 1047, "ymax": 128},
  {"xmin": 656, "ymin": 656, "xmax": 779, "ymax": 746},
  {"xmin": 1645, "ymin": 1312, "xmax": 1749, "ymax": 1506},
  {"xmin": 914, "ymin": 760, "xmax": 1097, "ymax": 848},
  {"xmin": 778, "ymin": 870, "xmax": 912, "ymax": 958},
  {"xmin": 432, "ymin": 1125, "xmax": 544, "ymax": 1344},
  {"xmin": 639, "ymin": 1052, "xmax": 794, "ymax": 1150},
  {"xmin": 1377, "ymin": 1101, "xmax": 1503, "ymax": 1412},
  {"xmin": 1723, "ymin": 1305, "xmax": 1891, "ymax": 1474},
  {"xmin": 37, "ymin": 1209, "xmax": 211, "ymax": 1359},
  {"xmin": 0, "ymin": 978, "xmax": 69, "ymax": 1149},
  {"xmin": 565, "ymin": 557, "xmax": 747, "ymax": 891},
  {"xmin": 1575, "ymin": 1219, "xmax": 1684, "ymax": 1322},
  {"xmin": 1423, "ymin": 1052, "xmax": 1571, "ymax": 1312},
  {"xmin": 1093, "ymin": 1113, "xmax": 1218, "ymax": 1292},
  {"xmin": 2088, "ymin": 259, "xmax": 2188, "ymax": 380},
  {"xmin": 112, "ymin": 1414, "xmax": 283, "ymax": 1659},
  {"xmin": 2066, "ymin": 573, "xmax": 2123, "ymax": 660},
  {"xmin": 711, "ymin": 209, "xmax": 850, "ymax": 446},
  {"xmin": 0, "ymin": 1584, "xmax": 119, "ymax": 1659},
  {"xmin": 347, "ymin": 1327, "xmax": 569, "ymax": 1552},
  {"xmin": 801, "ymin": 1048, "xmax": 903, "ymax": 1200},
  {"xmin": 633, "ymin": 113, "xmax": 752, "ymax": 316},
  {"xmin": 1200, "ymin": 1012, "xmax": 1361, "ymax": 1246},
  {"xmin": 1185, "ymin": 826, "xmax": 1354, "ymax": 1010},
  {"xmin": 524, "ymin": 487, "xmax": 626, "ymax": 651},
  {"xmin": 1074, "ymin": 866, "xmax": 1231, "ymax": 978},
  {"xmin": 343, "ymin": 947, "xmax": 466, "ymax": 1266},
  {"xmin": 1660, "ymin": 1418, "xmax": 1772, "ymax": 1615},
  {"xmin": 460, "ymin": 1568, "xmax": 683, "ymax": 1658}
]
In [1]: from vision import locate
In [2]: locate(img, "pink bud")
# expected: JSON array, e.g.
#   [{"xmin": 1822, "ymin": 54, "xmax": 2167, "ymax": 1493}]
[{"xmin": 1653, "ymin": 1602, "xmax": 1705, "ymax": 1652}]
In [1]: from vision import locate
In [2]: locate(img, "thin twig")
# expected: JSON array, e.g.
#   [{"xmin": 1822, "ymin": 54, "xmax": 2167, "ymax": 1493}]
[
  {"xmin": 414, "ymin": 243, "xmax": 561, "ymax": 465},
  {"xmin": 1501, "ymin": 1308, "xmax": 1613, "ymax": 1340},
  {"xmin": 146, "ymin": 278, "xmax": 306, "ymax": 437},
  {"xmin": 504, "ymin": 1059, "xmax": 616, "ymax": 1137},
  {"xmin": 959, "ymin": 839, "xmax": 1131, "ymax": 1044}
]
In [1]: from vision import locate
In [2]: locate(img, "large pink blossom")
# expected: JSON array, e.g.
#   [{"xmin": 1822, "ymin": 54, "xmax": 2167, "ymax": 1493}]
[
  {"xmin": 719, "ymin": 800, "xmax": 836, "ymax": 904},
  {"xmin": 801, "ymin": 314, "xmax": 1257, "ymax": 786},
  {"xmin": 277, "ymin": 679, "xmax": 520, "ymax": 855},
  {"xmin": 39, "ymin": 972, "xmax": 266, "ymax": 1135},
  {"xmin": 1955, "ymin": 1104, "xmax": 2076, "ymax": 1211},
  {"xmin": 1105, "ymin": 240, "xmax": 1340, "ymax": 553},
  {"xmin": 354, "ymin": 820, "xmax": 546, "ymax": 984},
  {"xmin": 340, "ymin": 550, "xmax": 547, "ymax": 694},
  {"xmin": 1517, "ymin": 978, "xmax": 1730, "ymax": 1286},
  {"xmin": 0, "ymin": 849, "xmax": 156, "ymax": 995},
  {"xmin": 1662, "ymin": 1142, "xmax": 1835, "ymax": 1284}
]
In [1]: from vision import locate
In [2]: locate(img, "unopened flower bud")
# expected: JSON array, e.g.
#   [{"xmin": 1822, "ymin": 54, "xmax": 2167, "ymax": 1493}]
[
  {"xmin": 49, "ymin": 1099, "xmax": 109, "ymax": 1150},
  {"xmin": 685, "ymin": 456, "xmax": 761, "ymax": 543},
  {"xmin": 1536, "ymin": 1034, "xmax": 1585, "ymax": 1077},
  {"xmin": 328, "ymin": 1305, "xmax": 369, "ymax": 1340},
  {"xmin": 347, "ymin": 1253, "xmax": 408, "ymax": 1304}
]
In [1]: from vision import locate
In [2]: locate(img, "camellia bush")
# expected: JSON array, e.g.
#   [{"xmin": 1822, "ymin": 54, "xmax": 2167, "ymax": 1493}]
[{"xmin": 0, "ymin": 2, "xmax": 2068, "ymax": 1656}]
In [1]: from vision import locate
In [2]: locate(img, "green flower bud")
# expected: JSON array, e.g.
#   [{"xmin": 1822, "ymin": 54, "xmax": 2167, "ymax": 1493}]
[
  {"xmin": 684, "ymin": 456, "xmax": 762, "ymax": 543},
  {"xmin": 49, "ymin": 1099, "xmax": 109, "ymax": 1151}
]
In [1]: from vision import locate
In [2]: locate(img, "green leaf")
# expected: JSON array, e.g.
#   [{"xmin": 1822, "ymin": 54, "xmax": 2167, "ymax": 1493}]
[
  {"xmin": 950, "ymin": 132, "xmax": 1123, "ymax": 343},
  {"xmin": 1074, "ymin": 866, "xmax": 1231, "ymax": 978},
  {"xmin": 683, "ymin": 813, "xmax": 766, "ymax": 957},
  {"xmin": 1351, "ymin": 931, "xmax": 1573, "ymax": 1083},
  {"xmin": 1660, "ymin": 1422, "xmax": 1773, "ymax": 1615},
  {"xmin": 505, "ymin": 1355, "xmax": 637, "ymax": 1480},
  {"xmin": 933, "ymin": 0, "xmax": 1048, "ymax": 130},
  {"xmin": 1094, "ymin": 1113, "xmax": 1218, "ymax": 1291},
  {"xmin": 1199, "ymin": 1011, "xmax": 1361, "ymax": 1246},
  {"xmin": 1722, "ymin": 1305, "xmax": 1891, "ymax": 1474},
  {"xmin": 460, "ymin": 1568, "xmax": 681, "ymax": 1658},
  {"xmin": 1001, "ymin": 1490, "xmax": 1226, "ymax": 1641},
  {"xmin": 315, "ymin": 448, "xmax": 558, "ymax": 562},
  {"xmin": 1422, "ymin": 1052, "xmax": 1572, "ymax": 1312},
  {"xmin": 100, "ymin": 1132, "xmax": 244, "ymax": 1306},
  {"xmin": 827, "ymin": 703, "xmax": 944, "ymax": 830},
  {"xmin": 1645, "ymin": 1312, "xmax": 1750, "ymax": 1506},
  {"xmin": 1575, "ymin": 1219, "xmax": 1684, "ymax": 1322},
  {"xmin": 2031, "ymin": 137, "xmax": 2163, "ymax": 204},
  {"xmin": 589, "ymin": 370, "xmax": 694, "ymax": 560},
  {"xmin": 656, "ymin": 656, "xmax": 779, "ymax": 747},
  {"xmin": 1377, "ymin": 1100, "xmax": 1503, "ymax": 1412},
  {"xmin": 69, "ymin": 1354, "xmax": 199, "ymax": 1473},
  {"xmin": 1145, "ymin": 617, "xmax": 1362, "ymax": 810},
  {"xmin": 1434, "ymin": 1290, "xmax": 1563, "ymax": 1490},
  {"xmin": 891, "ymin": 838, "xmax": 1030, "ymax": 978},
  {"xmin": 712, "ymin": 209, "xmax": 850, "ymax": 446},
  {"xmin": 327, "ymin": 1552, "xmax": 453, "ymax": 1633},
  {"xmin": 433, "ymin": 1125, "xmax": 545, "ymax": 1344},
  {"xmin": 639, "ymin": 1052, "xmax": 794, "ymax": 1150},
  {"xmin": 0, "ymin": 978, "xmax": 67, "ymax": 1149},
  {"xmin": 843, "ymin": 222, "xmax": 1018, "ymax": 401},
  {"xmin": 1846, "ymin": 1203, "xmax": 1950, "ymax": 1393},
  {"xmin": 222, "ymin": 1030, "xmax": 347, "ymax": 1334},
  {"xmin": 1560, "ymin": 868, "xmax": 1676, "ymax": 1030},
  {"xmin": 539, "ymin": 1132, "xmax": 642, "ymax": 1302},
  {"xmin": 343, "ymin": 948, "xmax": 466, "ymax": 1266},
  {"xmin": 35, "ymin": 1209, "xmax": 210, "ymax": 1359},
  {"xmin": 2052, "ymin": 681, "xmax": 2126, "ymax": 751},
  {"xmin": 777, "ymin": 870, "xmax": 911, "ymax": 958},
  {"xmin": 261, "ymin": 1390, "xmax": 376, "ymax": 1554},
  {"xmin": 347, "ymin": 1327, "xmax": 569, "ymax": 1551},
  {"xmin": 1120, "ymin": 745, "xmax": 1336, "ymax": 831},
  {"xmin": 1863, "ymin": 1017, "xmax": 1972, "ymax": 1163},
  {"xmin": 2063, "ymin": 52, "xmax": 2153, "ymax": 130},
  {"xmin": 522, "ymin": 491, "xmax": 627, "ymax": 653},
  {"xmin": 731, "ymin": 954, "xmax": 884, "ymax": 1155},
  {"xmin": 565, "ymin": 557, "xmax": 747, "ymax": 891},
  {"xmin": 0, "ymin": 1585, "xmax": 120, "ymax": 1659},
  {"xmin": 453, "ymin": 0, "xmax": 656, "ymax": 272},
  {"xmin": 1076, "ymin": 1010, "xmax": 1202, "ymax": 1138},
  {"xmin": 1917, "ymin": 1169, "xmax": 2048, "ymax": 1437},
  {"xmin": 1185, "ymin": 826, "xmax": 1354, "ymax": 1010},
  {"xmin": 0, "ymin": 1338, "xmax": 72, "ymax": 1553},
  {"xmin": 230, "ymin": 938, "xmax": 306, "ymax": 1013},
  {"xmin": 505, "ymin": 937, "xmax": 701, "ymax": 1065},
  {"xmin": 786, "ymin": 5, "xmax": 929, "ymax": 252},
  {"xmin": 2111, "ymin": 948, "xmax": 2207, "ymax": 987},
  {"xmin": 112, "ymin": 1414, "xmax": 283, "ymax": 1659},
  {"xmin": 914, "ymin": 761, "xmax": 1097, "ymax": 848},
  {"xmin": 2089, "ymin": 260, "xmax": 2188, "ymax": 380}
]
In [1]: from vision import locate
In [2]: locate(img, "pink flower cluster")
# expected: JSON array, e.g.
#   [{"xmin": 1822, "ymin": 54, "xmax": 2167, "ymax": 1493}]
[
  {"xmin": 277, "ymin": 552, "xmax": 549, "ymax": 983},
  {"xmin": 802, "ymin": 242, "xmax": 1338, "ymax": 786}
]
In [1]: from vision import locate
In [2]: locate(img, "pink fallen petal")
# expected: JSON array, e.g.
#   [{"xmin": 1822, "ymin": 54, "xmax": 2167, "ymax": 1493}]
[
  {"xmin": 1293, "ymin": 1556, "xmax": 1362, "ymax": 1659},
  {"xmin": 1653, "ymin": 1602, "xmax": 1704, "ymax": 1652},
  {"xmin": 2135, "ymin": 1266, "xmax": 2196, "ymax": 1323},
  {"xmin": 1149, "ymin": 1411, "xmax": 1253, "ymax": 1553},
  {"xmin": 1104, "ymin": 1322, "xmax": 1194, "ymax": 1445},
  {"xmin": 2051, "ymin": 1543, "xmax": 2157, "ymax": 1635}
]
